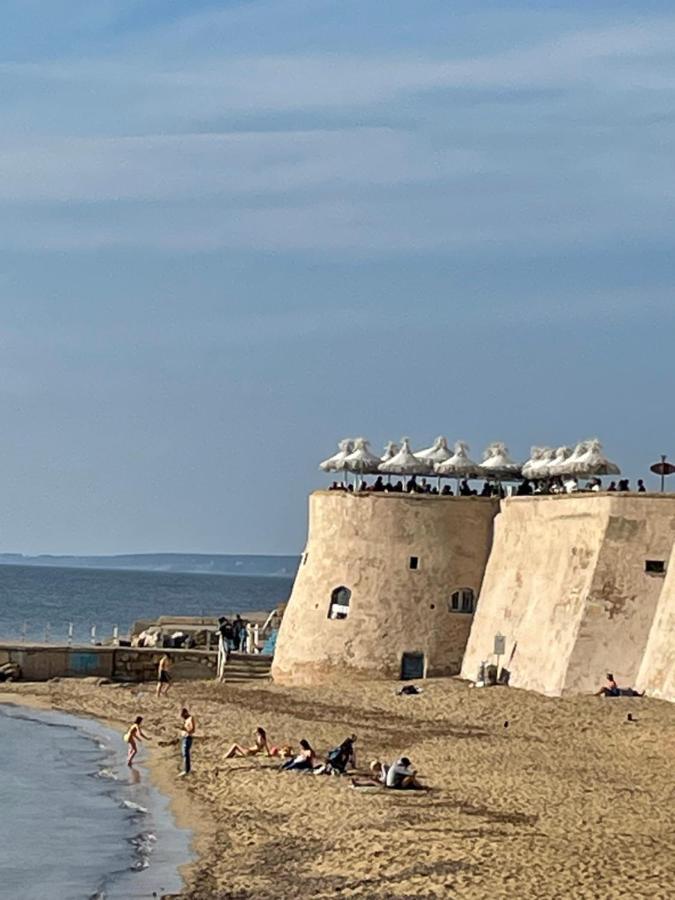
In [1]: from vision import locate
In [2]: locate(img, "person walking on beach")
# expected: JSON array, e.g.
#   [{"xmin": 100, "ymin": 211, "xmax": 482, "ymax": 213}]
[
  {"xmin": 179, "ymin": 707, "xmax": 196, "ymax": 777},
  {"xmin": 156, "ymin": 653, "xmax": 172, "ymax": 697},
  {"xmin": 124, "ymin": 716, "xmax": 150, "ymax": 767}
]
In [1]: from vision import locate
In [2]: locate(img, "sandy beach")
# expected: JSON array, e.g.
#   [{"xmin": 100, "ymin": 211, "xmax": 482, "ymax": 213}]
[{"xmin": 2, "ymin": 676, "xmax": 675, "ymax": 899}]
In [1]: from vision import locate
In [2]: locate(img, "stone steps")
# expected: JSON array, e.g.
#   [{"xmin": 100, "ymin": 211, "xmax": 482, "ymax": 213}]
[{"xmin": 222, "ymin": 653, "xmax": 273, "ymax": 682}]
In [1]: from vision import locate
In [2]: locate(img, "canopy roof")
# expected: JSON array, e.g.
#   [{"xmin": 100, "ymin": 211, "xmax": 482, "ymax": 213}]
[
  {"xmin": 415, "ymin": 435, "xmax": 452, "ymax": 466},
  {"xmin": 319, "ymin": 439, "xmax": 354, "ymax": 472},
  {"xmin": 479, "ymin": 442, "xmax": 522, "ymax": 480},
  {"xmin": 435, "ymin": 441, "xmax": 482, "ymax": 477},
  {"xmin": 344, "ymin": 437, "xmax": 382, "ymax": 474},
  {"xmin": 379, "ymin": 438, "xmax": 431, "ymax": 475}
]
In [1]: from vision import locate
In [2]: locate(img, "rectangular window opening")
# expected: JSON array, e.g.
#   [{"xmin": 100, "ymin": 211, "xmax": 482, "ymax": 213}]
[
  {"xmin": 409, "ymin": 556, "xmax": 419, "ymax": 570},
  {"xmin": 302, "ymin": 552, "xmax": 309, "ymax": 566},
  {"xmin": 645, "ymin": 559, "xmax": 665, "ymax": 575}
]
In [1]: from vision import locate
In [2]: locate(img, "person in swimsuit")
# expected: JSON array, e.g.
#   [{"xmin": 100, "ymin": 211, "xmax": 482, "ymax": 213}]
[
  {"xmin": 156, "ymin": 654, "xmax": 172, "ymax": 697},
  {"xmin": 280, "ymin": 739, "xmax": 316, "ymax": 772},
  {"xmin": 124, "ymin": 716, "xmax": 150, "ymax": 767},
  {"xmin": 179, "ymin": 707, "xmax": 196, "ymax": 777},
  {"xmin": 224, "ymin": 726, "xmax": 284, "ymax": 758}
]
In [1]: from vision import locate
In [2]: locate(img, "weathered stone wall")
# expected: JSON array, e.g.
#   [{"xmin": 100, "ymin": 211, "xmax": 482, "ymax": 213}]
[
  {"xmin": 272, "ymin": 491, "xmax": 499, "ymax": 685},
  {"xmin": 0, "ymin": 644, "xmax": 216, "ymax": 682},
  {"xmin": 637, "ymin": 542, "xmax": 675, "ymax": 701},
  {"xmin": 461, "ymin": 494, "xmax": 675, "ymax": 696}
]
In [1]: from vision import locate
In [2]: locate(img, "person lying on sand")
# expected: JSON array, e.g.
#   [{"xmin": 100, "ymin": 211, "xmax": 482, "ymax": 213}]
[
  {"xmin": 224, "ymin": 726, "xmax": 287, "ymax": 759},
  {"xmin": 280, "ymin": 739, "xmax": 317, "ymax": 772},
  {"xmin": 124, "ymin": 716, "xmax": 150, "ymax": 767},
  {"xmin": 594, "ymin": 673, "xmax": 644, "ymax": 697},
  {"xmin": 351, "ymin": 759, "xmax": 389, "ymax": 788}
]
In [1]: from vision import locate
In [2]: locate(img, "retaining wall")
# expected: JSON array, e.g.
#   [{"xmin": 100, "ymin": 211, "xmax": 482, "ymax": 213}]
[{"xmin": 0, "ymin": 644, "xmax": 217, "ymax": 682}]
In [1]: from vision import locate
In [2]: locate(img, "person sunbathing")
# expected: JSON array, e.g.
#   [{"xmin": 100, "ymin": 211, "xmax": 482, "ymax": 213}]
[
  {"xmin": 280, "ymin": 739, "xmax": 317, "ymax": 772},
  {"xmin": 594, "ymin": 673, "xmax": 644, "ymax": 697},
  {"xmin": 224, "ymin": 726, "xmax": 285, "ymax": 758},
  {"xmin": 351, "ymin": 759, "xmax": 389, "ymax": 788}
]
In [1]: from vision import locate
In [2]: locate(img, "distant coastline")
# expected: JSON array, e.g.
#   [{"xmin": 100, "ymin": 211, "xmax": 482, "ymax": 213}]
[{"xmin": 0, "ymin": 552, "xmax": 300, "ymax": 579}]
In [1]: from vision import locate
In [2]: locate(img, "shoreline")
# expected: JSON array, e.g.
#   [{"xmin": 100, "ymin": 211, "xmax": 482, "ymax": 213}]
[{"xmin": 0, "ymin": 685, "xmax": 205, "ymax": 899}]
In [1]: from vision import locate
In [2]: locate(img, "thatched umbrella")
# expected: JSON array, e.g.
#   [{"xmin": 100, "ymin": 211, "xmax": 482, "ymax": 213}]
[
  {"xmin": 479, "ymin": 442, "xmax": 522, "ymax": 482},
  {"xmin": 319, "ymin": 439, "xmax": 354, "ymax": 473},
  {"xmin": 435, "ymin": 441, "xmax": 482, "ymax": 489},
  {"xmin": 522, "ymin": 446, "xmax": 556, "ymax": 481},
  {"xmin": 379, "ymin": 437, "xmax": 431, "ymax": 481},
  {"xmin": 344, "ymin": 438, "xmax": 382, "ymax": 482},
  {"xmin": 563, "ymin": 439, "xmax": 620, "ymax": 478},
  {"xmin": 415, "ymin": 435, "xmax": 452, "ymax": 467},
  {"xmin": 546, "ymin": 445, "xmax": 573, "ymax": 478},
  {"xmin": 380, "ymin": 441, "xmax": 399, "ymax": 464}
]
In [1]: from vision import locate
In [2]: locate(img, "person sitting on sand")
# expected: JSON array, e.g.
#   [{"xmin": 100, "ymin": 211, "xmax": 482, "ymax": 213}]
[
  {"xmin": 224, "ymin": 726, "xmax": 285, "ymax": 759},
  {"xmin": 323, "ymin": 734, "xmax": 357, "ymax": 775},
  {"xmin": 124, "ymin": 716, "xmax": 150, "ymax": 767},
  {"xmin": 156, "ymin": 653, "xmax": 172, "ymax": 697},
  {"xmin": 280, "ymin": 739, "xmax": 316, "ymax": 772},
  {"xmin": 594, "ymin": 673, "xmax": 620, "ymax": 697},
  {"xmin": 594, "ymin": 673, "xmax": 644, "ymax": 698},
  {"xmin": 385, "ymin": 756, "xmax": 422, "ymax": 790}
]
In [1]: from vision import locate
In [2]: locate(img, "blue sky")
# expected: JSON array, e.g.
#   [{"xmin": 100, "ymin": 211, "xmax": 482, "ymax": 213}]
[{"xmin": 1, "ymin": 1, "xmax": 675, "ymax": 554}]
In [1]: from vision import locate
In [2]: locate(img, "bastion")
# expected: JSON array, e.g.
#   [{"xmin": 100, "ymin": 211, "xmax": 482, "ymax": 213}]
[
  {"xmin": 461, "ymin": 493, "xmax": 675, "ymax": 696},
  {"xmin": 272, "ymin": 490, "xmax": 499, "ymax": 685},
  {"xmin": 637, "ymin": 539, "xmax": 675, "ymax": 701}
]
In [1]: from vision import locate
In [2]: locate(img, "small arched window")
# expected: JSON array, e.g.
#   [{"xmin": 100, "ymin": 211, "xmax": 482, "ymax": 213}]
[
  {"xmin": 450, "ymin": 588, "xmax": 476, "ymax": 614},
  {"xmin": 328, "ymin": 586, "xmax": 351, "ymax": 620}
]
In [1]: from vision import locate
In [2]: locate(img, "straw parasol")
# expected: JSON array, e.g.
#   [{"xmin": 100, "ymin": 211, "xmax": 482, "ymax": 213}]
[
  {"xmin": 554, "ymin": 441, "xmax": 591, "ymax": 477},
  {"xmin": 522, "ymin": 446, "xmax": 556, "ymax": 481},
  {"xmin": 344, "ymin": 437, "xmax": 381, "ymax": 476},
  {"xmin": 563, "ymin": 439, "xmax": 620, "ymax": 478},
  {"xmin": 380, "ymin": 441, "xmax": 399, "ymax": 464},
  {"xmin": 379, "ymin": 437, "xmax": 431, "ymax": 477},
  {"xmin": 415, "ymin": 436, "xmax": 453, "ymax": 467},
  {"xmin": 319, "ymin": 439, "xmax": 354, "ymax": 472},
  {"xmin": 546, "ymin": 445, "xmax": 573, "ymax": 477},
  {"xmin": 479, "ymin": 442, "xmax": 522, "ymax": 481},
  {"xmin": 435, "ymin": 441, "xmax": 482, "ymax": 479}
]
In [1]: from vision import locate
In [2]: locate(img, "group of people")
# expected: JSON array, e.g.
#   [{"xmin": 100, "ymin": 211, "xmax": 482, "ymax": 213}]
[
  {"xmin": 329, "ymin": 476, "xmax": 648, "ymax": 497},
  {"xmin": 124, "ymin": 707, "xmax": 197, "ymax": 776},
  {"xmin": 217, "ymin": 614, "xmax": 260, "ymax": 654},
  {"xmin": 223, "ymin": 727, "xmax": 424, "ymax": 789}
]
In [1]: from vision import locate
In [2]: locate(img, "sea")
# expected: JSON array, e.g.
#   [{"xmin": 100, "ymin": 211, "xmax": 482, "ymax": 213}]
[
  {"xmin": 0, "ymin": 563, "xmax": 294, "ymax": 643},
  {"xmin": 0, "ymin": 564, "xmax": 295, "ymax": 898},
  {"xmin": 0, "ymin": 704, "xmax": 191, "ymax": 899}
]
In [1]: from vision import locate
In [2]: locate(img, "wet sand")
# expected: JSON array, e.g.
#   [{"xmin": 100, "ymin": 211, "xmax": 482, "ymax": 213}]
[{"xmin": 3, "ymin": 676, "xmax": 675, "ymax": 899}]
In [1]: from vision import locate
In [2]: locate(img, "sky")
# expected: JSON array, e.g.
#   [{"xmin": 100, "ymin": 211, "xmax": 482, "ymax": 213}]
[{"xmin": 1, "ymin": 0, "xmax": 675, "ymax": 555}]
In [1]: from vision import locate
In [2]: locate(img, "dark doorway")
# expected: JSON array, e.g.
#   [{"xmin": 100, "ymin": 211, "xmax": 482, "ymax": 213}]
[{"xmin": 401, "ymin": 651, "xmax": 425, "ymax": 680}]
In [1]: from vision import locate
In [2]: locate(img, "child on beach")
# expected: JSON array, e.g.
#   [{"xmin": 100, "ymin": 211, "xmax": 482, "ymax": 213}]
[
  {"xmin": 156, "ymin": 654, "xmax": 172, "ymax": 697},
  {"xmin": 179, "ymin": 707, "xmax": 196, "ymax": 777},
  {"xmin": 224, "ymin": 726, "xmax": 287, "ymax": 759},
  {"xmin": 124, "ymin": 716, "xmax": 149, "ymax": 767}
]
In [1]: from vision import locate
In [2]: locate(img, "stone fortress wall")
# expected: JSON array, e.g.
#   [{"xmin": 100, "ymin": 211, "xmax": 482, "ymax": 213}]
[
  {"xmin": 637, "ymin": 541, "xmax": 675, "ymax": 700},
  {"xmin": 461, "ymin": 494, "xmax": 675, "ymax": 696},
  {"xmin": 271, "ymin": 491, "xmax": 499, "ymax": 685},
  {"xmin": 274, "ymin": 490, "xmax": 675, "ymax": 702}
]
